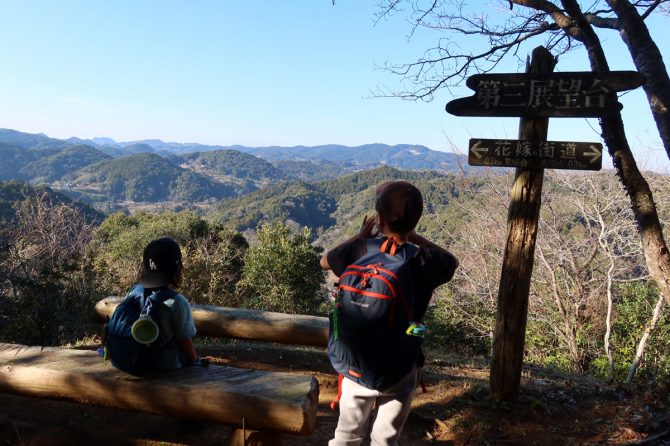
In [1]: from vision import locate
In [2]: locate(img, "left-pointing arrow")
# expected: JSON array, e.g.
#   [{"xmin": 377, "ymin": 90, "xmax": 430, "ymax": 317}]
[{"xmin": 471, "ymin": 141, "xmax": 489, "ymax": 159}]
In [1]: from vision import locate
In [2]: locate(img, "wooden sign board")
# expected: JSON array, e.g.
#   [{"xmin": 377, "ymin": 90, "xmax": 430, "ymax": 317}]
[
  {"xmin": 468, "ymin": 138, "xmax": 603, "ymax": 170},
  {"xmin": 447, "ymin": 71, "xmax": 645, "ymax": 118}
]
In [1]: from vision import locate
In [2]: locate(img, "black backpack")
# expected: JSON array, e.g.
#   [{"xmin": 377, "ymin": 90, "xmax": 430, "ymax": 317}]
[
  {"xmin": 327, "ymin": 237, "xmax": 424, "ymax": 390},
  {"xmin": 104, "ymin": 285, "xmax": 177, "ymax": 375}
]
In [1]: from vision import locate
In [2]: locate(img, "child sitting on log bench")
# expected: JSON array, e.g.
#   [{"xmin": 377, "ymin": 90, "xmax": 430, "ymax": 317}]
[{"xmin": 104, "ymin": 237, "xmax": 207, "ymax": 374}]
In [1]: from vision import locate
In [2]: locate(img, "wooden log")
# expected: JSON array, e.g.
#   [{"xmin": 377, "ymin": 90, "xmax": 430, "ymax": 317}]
[
  {"xmin": 230, "ymin": 428, "xmax": 282, "ymax": 446},
  {"xmin": 93, "ymin": 296, "xmax": 329, "ymax": 348},
  {"xmin": 0, "ymin": 343, "xmax": 318, "ymax": 435}
]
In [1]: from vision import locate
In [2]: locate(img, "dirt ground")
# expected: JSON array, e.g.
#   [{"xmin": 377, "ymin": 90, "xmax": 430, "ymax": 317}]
[{"xmin": 0, "ymin": 339, "xmax": 668, "ymax": 446}]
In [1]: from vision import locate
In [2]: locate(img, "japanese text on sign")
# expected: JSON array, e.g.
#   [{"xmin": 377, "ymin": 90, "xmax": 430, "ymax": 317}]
[
  {"xmin": 446, "ymin": 71, "xmax": 645, "ymax": 118},
  {"xmin": 476, "ymin": 78, "xmax": 609, "ymax": 110},
  {"xmin": 469, "ymin": 139, "xmax": 602, "ymax": 171}
]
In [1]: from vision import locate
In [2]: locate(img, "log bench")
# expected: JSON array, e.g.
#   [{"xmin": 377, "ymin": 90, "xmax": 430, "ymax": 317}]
[
  {"xmin": 0, "ymin": 343, "xmax": 319, "ymax": 445},
  {"xmin": 93, "ymin": 296, "xmax": 329, "ymax": 348}
]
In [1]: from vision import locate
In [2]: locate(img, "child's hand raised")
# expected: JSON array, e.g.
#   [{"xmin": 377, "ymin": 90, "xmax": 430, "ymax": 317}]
[{"xmin": 358, "ymin": 215, "xmax": 379, "ymax": 239}]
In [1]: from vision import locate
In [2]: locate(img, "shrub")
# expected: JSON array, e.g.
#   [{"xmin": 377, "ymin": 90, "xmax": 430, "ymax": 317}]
[
  {"xmin": 88, "ymin": 211, "xmax": 247, "ymax": 306},
  {"xmin": 592, "ymin": 282, "xmax": 670, "ymax": 383},
  {"xmin": 239, "ymin": 221, "xmax": 326, "ymax": 314},
  {"xmin": 0, "ymin": 194, "xmax": 95, "ymax": 345}
]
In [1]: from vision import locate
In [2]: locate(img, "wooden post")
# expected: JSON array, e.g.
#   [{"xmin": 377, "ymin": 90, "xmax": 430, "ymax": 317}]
[{"xmin": 490, "ymin": 46, "xmax": 555, "ymax": 402}]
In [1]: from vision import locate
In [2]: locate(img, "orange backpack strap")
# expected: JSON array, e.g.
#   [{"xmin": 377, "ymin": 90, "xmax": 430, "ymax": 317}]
[
  {"xmin": 380, "ymin": 237, "xmax": 398, "ymax": 256},
  {"xmin": 330, "ymin": 373, "xmax": 344, "ymax": 410}
]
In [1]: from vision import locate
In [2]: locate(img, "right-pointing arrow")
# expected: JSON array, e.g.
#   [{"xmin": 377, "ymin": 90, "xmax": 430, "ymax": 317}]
[
  {"xmin": 471, "ymin": 141, "xmax": 489, "ymax": 159},
  {"xmin": 583, "ymin": 145, "xmax": 602, "ymax": 164}
]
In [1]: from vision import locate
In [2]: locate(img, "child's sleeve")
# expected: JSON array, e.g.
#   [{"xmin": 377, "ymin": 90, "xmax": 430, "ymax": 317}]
[
  {"xmin": 171, "ymin": 294, "xmax": 197, "ymax": 341},
  {"xmin": 415, "ymin": 246, "xmax": 458, "ymax": 287},
  {"xmin": 326, "ymin": 238, "xmax": 366, "ymax": 276}
]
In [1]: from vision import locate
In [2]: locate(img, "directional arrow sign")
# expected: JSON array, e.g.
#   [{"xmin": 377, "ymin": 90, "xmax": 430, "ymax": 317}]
[
  {"xmin": 468, "ymin": 139, "xmax": 603, "ymax": 171},
  {"xmin": 447, "ymin": 71, "xmax": 645, "ymax": 118}
]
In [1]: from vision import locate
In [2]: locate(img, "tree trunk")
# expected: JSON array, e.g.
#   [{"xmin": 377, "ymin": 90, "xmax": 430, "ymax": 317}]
[
  {"xmin": 606, "ymin": 0, "xmax": 670, "ymax": 160},
  {"xmin": 625, "ymin": 293, "xmax": 665, "ymax": 385},
  {"xmin": 604, "ymin": 260, "xmax": 616, "ymax": 384},
  {"xmin": 561, "ymin": 0, "xmax": 670, "ymax": 308}
]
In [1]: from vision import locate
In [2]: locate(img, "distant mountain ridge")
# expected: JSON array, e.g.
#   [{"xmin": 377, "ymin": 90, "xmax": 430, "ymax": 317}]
[
  {"xmin": 0, "ymin": 128, "xmax": 468, "ymax": 208},
  {"xmin": 117, "ymin": 140, "xmax": 464, "ymax": 171},
  {"xmin": 0, "ymin": 128, "xmax": 465, "ymax": 172}
]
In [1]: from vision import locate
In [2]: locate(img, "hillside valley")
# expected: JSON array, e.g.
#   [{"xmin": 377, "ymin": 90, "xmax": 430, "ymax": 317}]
[{"xmin": 0, "ymin": 128, "xmax": 469, "ymax": 214}]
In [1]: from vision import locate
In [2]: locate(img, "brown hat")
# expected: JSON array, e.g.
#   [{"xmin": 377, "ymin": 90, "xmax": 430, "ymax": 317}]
[{"xmin": 139, "ymin": 237, "xmax": 182, "ymax": 288}]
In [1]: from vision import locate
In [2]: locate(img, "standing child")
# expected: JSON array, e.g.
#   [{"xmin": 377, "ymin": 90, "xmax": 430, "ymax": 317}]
[
  {"xmin": 106, "ymin": 237, "xmax": 204, "ymax": 373},
  {"xmin": 321, "ymin": 180, "xmax": 458, "ymax": 446}
]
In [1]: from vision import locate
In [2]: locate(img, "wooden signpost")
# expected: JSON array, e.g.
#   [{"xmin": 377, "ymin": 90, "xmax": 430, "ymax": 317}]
[
  {"xmin": 468, "ymin": 139, "xmax": 602, "ymax": 170},
  {"xmin": 446, "ymin": 46, "xmax": 644, "ymax": 402},
  {"xmin": 447, "ymin": 71, "xmax": 645, "ymax": 117}
]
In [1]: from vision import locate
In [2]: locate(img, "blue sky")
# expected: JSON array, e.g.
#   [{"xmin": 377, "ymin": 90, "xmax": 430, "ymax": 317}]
[{"xmin": 0, "ymin": 1, "xmax": 668, "ymax": 172}]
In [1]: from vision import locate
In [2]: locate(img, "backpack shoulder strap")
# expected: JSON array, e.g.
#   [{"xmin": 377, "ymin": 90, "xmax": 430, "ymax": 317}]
[
  {"xmin": 122, "ymin": 285, "xmax": 144, "ymax": 307},
  {"xmin": 364, "ymin": 237, "xmax": 385, "ymax": 254},
  {"xmin": 143, "ymin": 287, "xmax": 178, "ymax": 304},
  {"xmin": 366, "ymin": 237, "xmax": 418, "ymax": 260}
]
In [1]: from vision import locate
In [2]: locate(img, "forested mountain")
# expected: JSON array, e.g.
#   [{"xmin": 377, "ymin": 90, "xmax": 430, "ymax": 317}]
[
  {"xmin": 209, "ymin": 166, "xmax": 455, "ymax": 236},
  {"xmin": 316, "ymin": 165, "xmax": 448, "ymax": 199},
  {"xmin": 211, "ymin": 181, "xmax": 337, "ymax": 232},
  {"xmin": 0, "ymin": 180, "xmax": 104, "ymax": 224},
  {"xmin": 123, "ymin": 139, "xmax": 464, "ymax": 172},
  {"xmin": 0, "ymin": 129, "xmax": 465, "ymax": 172},
  {"xmin": 236, "ymin": 143, "xmax": 464, "ymax": 171},
  {"xmin": 269, "ymin": 159, "xmax": 349, "ymax": 181},
  {"xmin": 0, "ymin": 128, "xmax": 72, "ymax": 152},
  {"xmin": 19, "ymin": 145, "xmax": 111, "ymax": 183},
  {"xmin": 0, "ymin": 128, "xmax": 470, "ymax": 212},
  {"xmin": 61, "ymin": 153, "xmax": 236, "ymax": 203},
  {"xmin": 176, "ymin": 150, "xmax": 288, "ymax": 193},
  {"xmin": 0, "ymin": 143, "xmax": 44, "ymax": 181}
]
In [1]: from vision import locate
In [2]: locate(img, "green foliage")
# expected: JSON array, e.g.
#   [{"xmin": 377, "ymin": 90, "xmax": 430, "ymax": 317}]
[
  {"xmin": 525, "ymin": 319, "xmax": 573, "ymax": 371},
  {"xmin": 316, "ymin": 168, "xmax": 459, "ymax": 249},
  {"xmin": 212, "ymin": 182, "xmax": 337, "ymax": 234},
  {"xmin": 239, "ymin": 221, "xmax": 326, "ymax": 314},
  {"xmin": 592, "ymin": 282, "xmax": 670, "ymax": 382},
  {"xmin": 170, "ymin": 170, "xmax": 236, "ymax": 202},
  {"xmin": 423, "ymin": 290, "xmax": 491, "ymax": 358},
  {"xmin": 89, "ymin": 210, "xmax": 247, "ymax": 306},
  {"xmin": 317, "ymin": 165, "xmax": 445, "ymax": 200},
  {"xmin": 182, "ymin": 227, "xmax": 248, "ymax": 307}
]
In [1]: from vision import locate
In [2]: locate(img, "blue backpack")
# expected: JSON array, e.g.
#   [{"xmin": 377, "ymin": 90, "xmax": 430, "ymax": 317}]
[
  {"xmin": 104, "ymin": 285, "xmax": 177, "ymax": 375},
  {"xmin": 328, "ymin": 238, "xmax": 424, "ymax": 391}
]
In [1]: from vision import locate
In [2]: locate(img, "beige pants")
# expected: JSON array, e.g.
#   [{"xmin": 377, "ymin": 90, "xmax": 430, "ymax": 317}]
[{"xmin": 329, "ymin": 366, "xmax": 418, "ymax": 446}]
